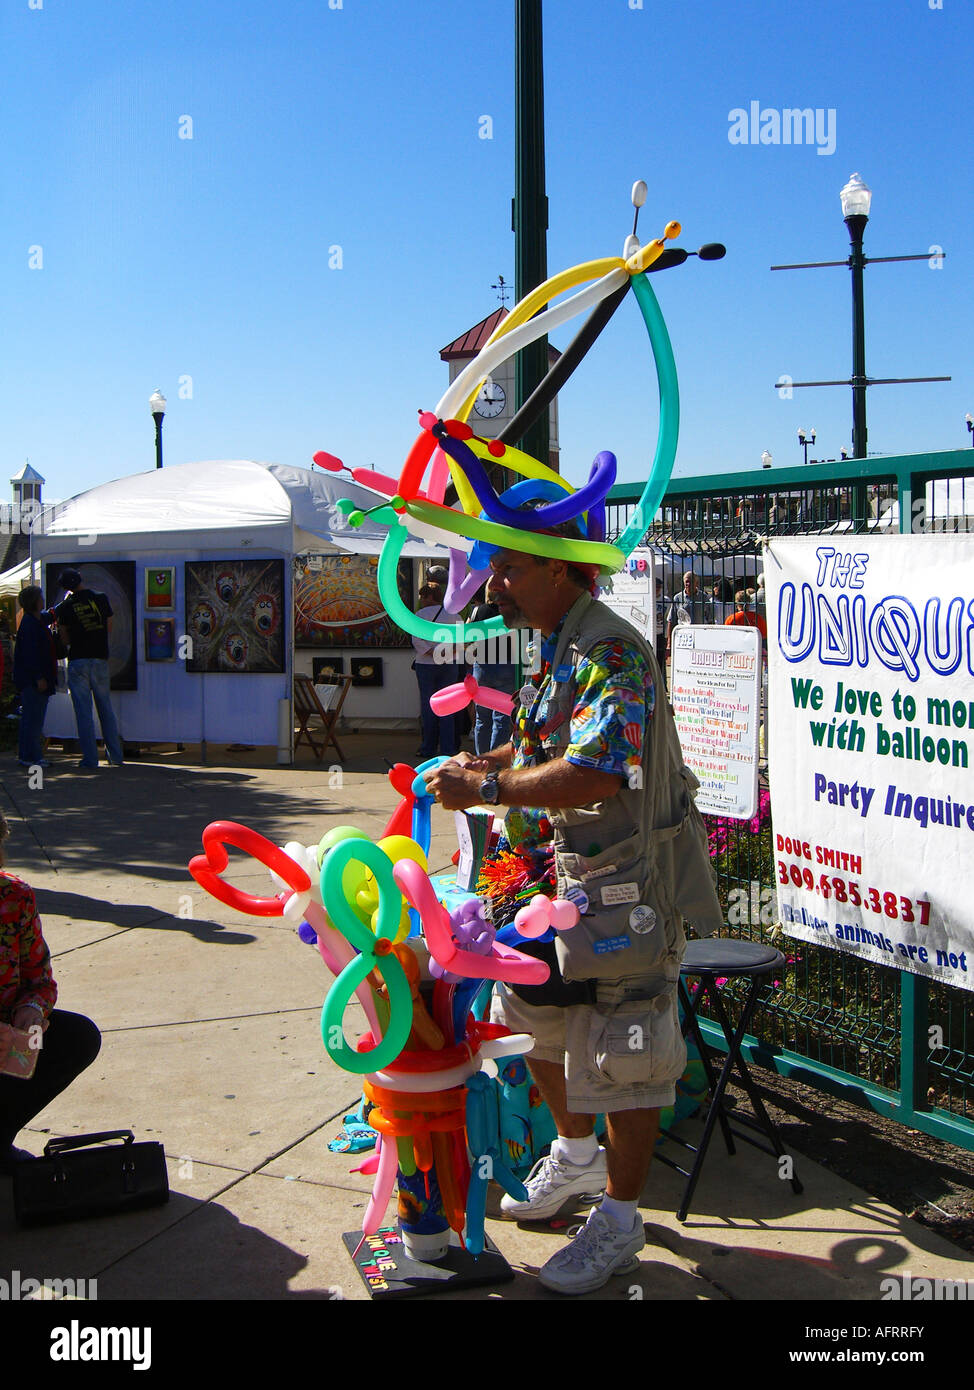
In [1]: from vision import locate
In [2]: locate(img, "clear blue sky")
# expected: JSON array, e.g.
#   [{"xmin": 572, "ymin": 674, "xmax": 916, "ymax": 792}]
[{"xmin": 2, "ymin": 0, "xmax": 972, "ymax": 507}]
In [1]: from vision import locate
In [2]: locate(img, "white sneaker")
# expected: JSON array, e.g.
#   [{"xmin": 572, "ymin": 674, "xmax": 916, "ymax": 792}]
[
  {"xmin": 499, "ymin": 1147, "xmax": 607, "ymax": 1221},
  {"xmin": 539, "ymin": 1205, "xmax": 645, "ymax": 1295}
]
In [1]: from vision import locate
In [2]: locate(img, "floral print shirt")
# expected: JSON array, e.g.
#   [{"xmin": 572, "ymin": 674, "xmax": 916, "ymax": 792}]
[
  {"xmin": 503, "ymin": 622, "xmax": 655, "ymax": 850},
  {"xmin": 0, "ymin": 871, "xmax": 56, "ymax": 1024}
]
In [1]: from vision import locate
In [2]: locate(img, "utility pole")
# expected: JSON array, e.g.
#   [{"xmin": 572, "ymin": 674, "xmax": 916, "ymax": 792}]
[{"xmin": 513, "ymin": 0, "xmax": 550, "ymax": 471}]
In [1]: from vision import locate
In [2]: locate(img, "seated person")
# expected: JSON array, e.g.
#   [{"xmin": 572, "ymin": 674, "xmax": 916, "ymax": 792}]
[{"xmin": 0, "ymin": 810, "xmax": 101, "ymax": 1174}]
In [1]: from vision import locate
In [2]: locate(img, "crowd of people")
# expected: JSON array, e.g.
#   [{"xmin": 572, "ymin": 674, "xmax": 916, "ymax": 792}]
[{"xmin": 663, "ymin": 568, "xmax": 766, "ymax": 676}]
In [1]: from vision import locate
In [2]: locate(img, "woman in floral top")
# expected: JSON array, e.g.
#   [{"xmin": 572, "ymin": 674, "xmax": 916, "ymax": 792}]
[{"xmin": 0, "ymin": 810, "xmax": 101, "ymax": 1173}]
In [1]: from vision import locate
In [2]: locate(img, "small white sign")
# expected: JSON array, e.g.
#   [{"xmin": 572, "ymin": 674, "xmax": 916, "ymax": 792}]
[
  {"xmin": 670, "ymin": 624, "xmax": 762, "ymax": 819},
  {"xmin": 600, "ymin": 882, "xmax": 640, "ymax": 906}
]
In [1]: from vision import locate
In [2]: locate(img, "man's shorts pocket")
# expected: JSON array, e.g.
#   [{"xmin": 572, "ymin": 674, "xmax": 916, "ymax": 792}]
[{"xmin": 572, "ymin": 992, "xmax": 686, "ymax": 1091}]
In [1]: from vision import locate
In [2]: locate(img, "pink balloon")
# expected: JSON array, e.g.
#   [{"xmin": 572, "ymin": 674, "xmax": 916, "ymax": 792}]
[
  {"xmin": 351, "ymin": 1151, "xmax": 381, "ymax": 1175},
  {"xmin": 427, "ymin": 447, "xmax": 452, "ymax": 507},
  {"xmin": 549, "ymin": 897, "xmax": 581, "ymax": 931},
  {"xmin": 429, "ymin": 677, "xmax": 475, "ymax": 716},
  {"xmin": 362, "ymin": 1133, "xmax": 399, "ymax": 1236},
  {"xmin": 393, "ymin": 859, "xmax": 549, "ymax": 986},
  {"xmin": 513, "ymin": 897, "xmax": 551, "ymax": 939},
  {"xmin": 430, "ymin": 674, "xmax": 514, "ymax": 717},
  {"xmin": 475, "ymin": 682, "xmax": 516, "ymax": 715}
]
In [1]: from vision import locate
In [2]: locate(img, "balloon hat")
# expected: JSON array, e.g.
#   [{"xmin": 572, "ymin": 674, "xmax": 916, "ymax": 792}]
[{"xmin": 313, "ymin": 181, "xmax": 724, "ymax": 646}]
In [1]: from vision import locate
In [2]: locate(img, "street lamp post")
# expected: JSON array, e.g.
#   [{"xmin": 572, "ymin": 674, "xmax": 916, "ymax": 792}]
[
  {"xmin": 761, "ymin": 450, "xmax": 773, "ymax": 470},
  {"xmin": 798, "ymin": 428, "xmax": 816, "ymax": 466},
  {"xmin": 771, "ymin": 175, "xmax": 950, "ymax": 530},
  {"xmin": 966, "ymin": 414, "xmax": 973, "ymax": 447},
  {"xmin": 840, "ymin": 173, "xmax": 871, "ymax": 463},
  {"xmin": 149, "ymin": 390, "xmax": 167, "ymax": 469}
]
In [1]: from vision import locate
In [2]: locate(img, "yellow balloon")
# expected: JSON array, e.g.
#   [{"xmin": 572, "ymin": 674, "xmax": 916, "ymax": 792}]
[
  {"xmin": 372, "ymin": 899, "xmax": 412, "ymax": 945},
  {"xmin": 377, "ymin": 836, "xmax": 428, "ymax": 872},
  {"xmin": 447, "ymin": 256, "xmax": 628, "ymax": 513},
  {"xmin": 356, "ymin": 882, "xmax": 377, "ymax": 916}
]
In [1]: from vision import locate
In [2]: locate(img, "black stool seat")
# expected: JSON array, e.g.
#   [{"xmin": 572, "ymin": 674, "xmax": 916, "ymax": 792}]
[
  {"xmin": 681, "ymin": 939, "xmax": 783, "ymax": 975},
  {"xmin": 656, "ymin": 935, "xmax": 803, "ymax": 1221}
]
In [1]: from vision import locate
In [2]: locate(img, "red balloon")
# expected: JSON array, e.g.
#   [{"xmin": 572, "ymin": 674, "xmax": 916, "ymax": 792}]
[
  {"xmin": 444, "ymin": 419, "xmax": 474, "ymax": 441},
  {"xmin": 312, "ymin": 450, "xmax": 344, "ymax": 472}
]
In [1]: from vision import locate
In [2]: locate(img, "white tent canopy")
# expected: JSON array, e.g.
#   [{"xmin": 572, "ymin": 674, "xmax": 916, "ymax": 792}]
[
  {"xmin": 27, "ymin": 460, "xmax": 448, "ymax": 748},
  {"xmin": 0, "ymin": 557, "xmax": 31, "ymax": 597},
  {"xmin": 30, "ymin": 459, "xmax": 443, "ymax": 559}
]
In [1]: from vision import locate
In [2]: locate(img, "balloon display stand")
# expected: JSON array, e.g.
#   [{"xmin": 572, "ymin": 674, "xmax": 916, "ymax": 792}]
[{"xmin": 342, "ymin": 1224, "xmax": 513, "ymax": 1299}]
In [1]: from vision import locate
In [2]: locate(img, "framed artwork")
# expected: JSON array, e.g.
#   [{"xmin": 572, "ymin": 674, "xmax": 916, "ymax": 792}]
[
  {"xmin": 312, "ymin": 656, "xmax": 345, "ymax": 682},
  {"xmin": 144, "ymin": 618, "xmax": 176, "ymax": 662},
  {"xmin": 45, "ymin": 560, "xmax": 137, "ymax": 691},
  {"xmin": 144, "ymin": 567, "xmax": 175, "ymax": 610},
  {"xmin": 351, "ymin": 656, "xmax": 383, "ymax": 687},
  {"xmin": 184, "ymin": 558, "xmax": 285, "ymax": 674},
  {"xmin": 293, "ymin": 553, "xmax": 412, "ymax": 649}
]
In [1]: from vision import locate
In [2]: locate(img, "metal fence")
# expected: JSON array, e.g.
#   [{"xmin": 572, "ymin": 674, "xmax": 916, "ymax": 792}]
[{"xmin": 607, "ymin": 448, "xmax": 974, "ymax": 1149}]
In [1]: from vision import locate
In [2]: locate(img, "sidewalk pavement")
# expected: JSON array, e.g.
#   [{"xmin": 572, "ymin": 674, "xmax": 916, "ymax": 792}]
[{"xmin": 2, "ymin": 734, "xmax": 972, "ymax": 1302}]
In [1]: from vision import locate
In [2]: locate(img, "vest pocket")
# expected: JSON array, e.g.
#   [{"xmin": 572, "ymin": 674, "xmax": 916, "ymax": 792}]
[{"xmin": 554, "ymin": 831, "xmax": 676, "ymax": 981}]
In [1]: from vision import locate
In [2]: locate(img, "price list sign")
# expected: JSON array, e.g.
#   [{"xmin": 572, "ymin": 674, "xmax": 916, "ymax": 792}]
[{"xmin": 670, "ymin": 624, "xmax": 762, "ymax": 820}]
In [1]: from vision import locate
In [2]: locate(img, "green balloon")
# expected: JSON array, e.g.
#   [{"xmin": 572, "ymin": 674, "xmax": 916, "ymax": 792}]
[
  {"xmin": 320, "ymin": 838, "xmax": 413, "ymax": 1075},
  {"xmin": 316, "ymin": 824, "xmax": 368, "ymax": 869}
]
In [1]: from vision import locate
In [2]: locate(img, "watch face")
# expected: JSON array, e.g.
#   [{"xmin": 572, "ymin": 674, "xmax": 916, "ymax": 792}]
[{"xmin": 474, "ymin": 379, "xmax": 506, "ymax": 418}]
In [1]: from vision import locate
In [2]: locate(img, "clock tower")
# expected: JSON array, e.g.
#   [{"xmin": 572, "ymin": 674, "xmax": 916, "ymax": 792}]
[{"xmin": 439, "ymin": 308, "xmax": 560, "ymax": 472}]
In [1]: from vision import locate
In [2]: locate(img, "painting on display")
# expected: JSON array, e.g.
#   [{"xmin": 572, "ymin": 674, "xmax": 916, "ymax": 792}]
[
  {"xmin": 312, "ymin": 656, "xmax": 345, "ymax": 682},
  {"xmin": 184, "ymin": 559, "xmax": 285, "ymax": 674},
  {"xmin": 45, "ymin": 560, "xmax": 137, "ymax": 690},
  {"xmin": 144, "ymin": 566, "xmax": 175, "ymax": 610},
  {"xmin": 294, "ymin": 553, "xmax": 412, "ymax": 649},
  {"xmin": 144, "ymin": 618, "xmax": 176, "ymax": 662},
  {"xmin": 351, "ymin": 656, "xmax": 383, "ymax": 687}
]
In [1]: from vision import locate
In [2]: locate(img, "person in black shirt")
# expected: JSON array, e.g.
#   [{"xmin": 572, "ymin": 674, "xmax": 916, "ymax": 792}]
[{"xmin": 54, "ymin": 568, "xmax": 124, "ymax": 770}]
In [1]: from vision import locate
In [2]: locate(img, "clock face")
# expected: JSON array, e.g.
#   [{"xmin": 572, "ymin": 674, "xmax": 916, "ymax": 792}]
[{"xmin": 474, "ymin": 379, "xmax": 506, "ymax": 418}]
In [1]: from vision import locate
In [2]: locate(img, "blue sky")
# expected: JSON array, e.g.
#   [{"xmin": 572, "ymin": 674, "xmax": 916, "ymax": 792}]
[{"xmin": 2, "ymin": 0, "xmax": 972, "ymax": 507}]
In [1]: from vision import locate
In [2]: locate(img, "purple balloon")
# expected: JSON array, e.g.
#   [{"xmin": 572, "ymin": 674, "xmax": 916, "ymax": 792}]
[{"xmin": 297, "ymin": 920, "xmax": 318, "ymax": 945}]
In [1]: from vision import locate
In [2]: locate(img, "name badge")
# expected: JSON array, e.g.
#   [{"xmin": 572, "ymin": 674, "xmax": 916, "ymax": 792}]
[
  {"xmin": 553, "ymin": 664, "xmax": 574, "ymax": 684},
  {"xmin": 593, "ymin": 935, "xmax": 631, "ymax": 955},
  {"xmin": 601, "ymin": 882, "xmax": 640, "ymax": 906},
  {"xmin": 519, "ymin": 685, "xmax": 538, "ymax": 710}
]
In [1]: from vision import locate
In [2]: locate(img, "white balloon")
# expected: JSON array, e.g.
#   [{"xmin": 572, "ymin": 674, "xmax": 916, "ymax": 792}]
[
  {"xmin": 282, "ymin": 890, "xmax": 311, "ymax": 922},
  {"xmin": 435, "ymin": 269, "xmax": 627, "ymax": 422}
]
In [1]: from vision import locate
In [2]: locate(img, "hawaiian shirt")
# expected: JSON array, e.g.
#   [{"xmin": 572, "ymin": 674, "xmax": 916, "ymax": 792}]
[
  {"xmin": 503, "ymin": 617, "xmax": 656, "ymax": 850},
  {"xmin": 0, "ymin": 871, "xmax": 56, "ymax": 1024}
]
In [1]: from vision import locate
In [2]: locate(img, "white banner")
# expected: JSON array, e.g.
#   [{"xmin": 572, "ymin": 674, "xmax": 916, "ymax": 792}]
[{"xmin": 766, "ymin": 536, "xmax": 974, "ymax": 993}]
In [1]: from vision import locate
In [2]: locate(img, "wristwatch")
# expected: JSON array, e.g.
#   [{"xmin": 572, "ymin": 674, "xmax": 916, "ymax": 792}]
[{"xmin": 479, "ymin": 771, "xmax": 501, "ymax": 805}]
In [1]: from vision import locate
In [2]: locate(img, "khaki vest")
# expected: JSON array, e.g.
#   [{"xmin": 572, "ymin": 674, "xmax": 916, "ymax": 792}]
[{"xmin": 534, "ymin": 592, "xmax": 722, "ymax": 983}]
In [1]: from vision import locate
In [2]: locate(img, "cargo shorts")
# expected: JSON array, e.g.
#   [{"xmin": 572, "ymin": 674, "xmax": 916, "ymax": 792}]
[{"xmin": 490, "ymin": 974, "xmax": 686, "ymax": 1114}]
